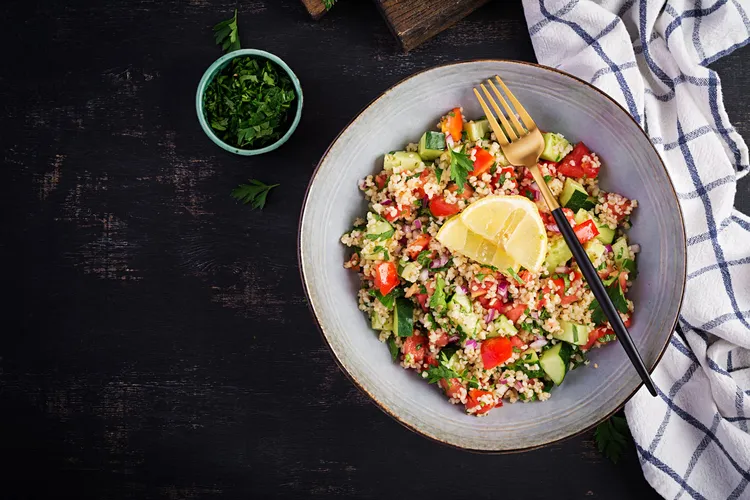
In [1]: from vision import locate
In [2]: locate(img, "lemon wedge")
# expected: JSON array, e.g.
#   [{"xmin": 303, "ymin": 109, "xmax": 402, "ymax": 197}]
[{"xmin": 436, "ymin": 195, "xmax": 547, "ymax": 272}]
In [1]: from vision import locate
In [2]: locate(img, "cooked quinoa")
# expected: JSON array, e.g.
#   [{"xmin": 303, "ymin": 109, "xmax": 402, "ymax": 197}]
[{"xmin": 340, "ymin": 107, "xmax": 639, "ymax": 417}]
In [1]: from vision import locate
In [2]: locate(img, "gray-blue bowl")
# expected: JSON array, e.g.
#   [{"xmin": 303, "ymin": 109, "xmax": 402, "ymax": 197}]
[{"xmin": 299, "ymin": 60, "xmax": 685, "ymax": 452}]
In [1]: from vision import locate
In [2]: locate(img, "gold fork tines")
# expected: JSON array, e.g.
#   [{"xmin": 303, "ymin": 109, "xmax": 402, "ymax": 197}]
[{"xmin": 473, "ymin": 75, "xmax": 558, "ymax": 209}]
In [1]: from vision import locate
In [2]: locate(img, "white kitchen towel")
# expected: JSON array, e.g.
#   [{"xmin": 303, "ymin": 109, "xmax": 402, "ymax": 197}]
[{"xmin": 522, "ymin": 1, "xmax": 750, "ymax": 498}]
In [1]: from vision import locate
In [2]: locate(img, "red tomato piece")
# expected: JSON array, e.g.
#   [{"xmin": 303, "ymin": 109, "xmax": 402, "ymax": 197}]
[
  {"xmin": 606, "ymin": 199, "xmax": 633, "ymax": 225},
  {"xmin": 373, "ymin": 261, "xmax": 398, "ymax": 296},
  {"xmin": 439, "ymin": 378, "xmax": 464, "ymax": 399},
  {"xmin": 623, "ymin": 315, "xmax": 632, "ymax": 328},
  {"xmin": 543, "ymin": 208, "xmax": 576, "ymax": 233},
  {"xmin": 424, "ymin": 352, "xmax": 439, "ymax": 368},
  {"xmin": 471, "ymin": 147, "xmax": 495, "ymax": 177},
  {"xmin": 581, "ymin": 157, "xmax": 600, "ymax": 178},
  {"xmin": 509, "ymin": 336, "xmax": 524, "ymax": 348},
  {"xmin": 414, "ymin": 293, "xmax": 429, "ymax": 311},
  {"xmin": 559, "ymin": 294, "xmax": 580, "ymax": 305},
  {"xmin": 374, "ymin": 174, "xmax": 388, "ymax": 190},
  {"xmin": 414, "ymin": 170, "xmax": 432, "ymax": 200},
  {"xmin": 492, "ymin": 167, "xmax": 517, "ymax": 189},
  {"xmin": 466, "ymin": 389, "xmax": 494, "ymax": 415},
  {"xmin": 619, "ymin": 271, "xmax": 629, "ymax": 291},
  {"xmin": 481, "ymin": 337, "xmax": 513, "ymax": 370},
  {"xmin": 573, "ymin": 219, "xmax": 599, "ymax": 243},
  {"xmin": 429, "ymin": 196, "xmax": 460, "ymax": 217},
  {"xmin": 551, "ymin": 278, "xmax": 565, "ymax": 292},
  {"xmin": 402, "ymin": 334, "xmax": 427, "ymax": 364},
  {"xmin": 383, "ymin": 205, "xmax": 411, "ymax": 222},
  {"xmin": 504, "ymin": 304, "xmax": 528, "ymax": 324},
  {"xmin": 583, "ymin": 326, "xmax": 612, "ymax": 350},
  {"xmin": 447, "ymin": 182, "xmax": 474, "ymax": 200},
  {"xmin": 407, "ymin": 234, "xmax": 431, "ymax": 260},
  {"xmin": 441, "ymin": 107, "xmax": 464, "ymax": 142},
  {"xmin": 558, "ymin": 142, "xmax": 592, "ymax": 179}
]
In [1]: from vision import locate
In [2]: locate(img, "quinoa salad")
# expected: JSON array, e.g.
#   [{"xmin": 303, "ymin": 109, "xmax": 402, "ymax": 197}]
[{"xmin": 340, "ymin": 106, "xmax": 639, "ymax": 416}]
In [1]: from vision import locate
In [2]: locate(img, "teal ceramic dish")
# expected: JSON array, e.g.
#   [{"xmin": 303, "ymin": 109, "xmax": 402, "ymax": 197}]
[
  {"xmin": 195, "ymin": 49, "xmax": 303, "ymax": 156},
  {"xmin": 298, "ymin": 60, "xmax": 686, "ymax": 452}
]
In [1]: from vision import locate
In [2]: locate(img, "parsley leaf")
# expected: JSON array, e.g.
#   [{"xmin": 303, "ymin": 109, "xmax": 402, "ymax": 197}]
[
  {"xmin": 589, "ymin": 282, "xmax": 630, "ymax": 325},
  {"xmin": 543, "ymin": 175, "xmax": 553, "ymax": 182},
  {"xmin": 622, "ymin": 258, "xmax": 638, "ymax": 279},
  {"xmin": 416, "ymin": 250, "xmax": 432, "ymax": 267},
  {"xmin": 230, "ymin": 179, "xmax": 279, "ymax": 209},
  {"xmin": 424, "ymin": 363, "xmax": 460, "ymax": 384},
  {"xmin": 213, "ymin": 10, "xmax": 240, "ymax": 52},
  {"xmin": 323, "ymin": 0, "xmax": 337, "ymax": 9},
  {"xmin": 507, "ymin": 267, "xmax": 524, "ymax": 285},
  {"xmin": 369, "ymin": 287, "xmax": 403, "ymax": 309},
  {"xmin": 449, "ymin": 147, "xmax": 474, "ymax": 192},
  {"xmin": 590, "ymin": 299, "xmax": 607, "ymax": 325},
  {"xmin": 387, "ymin": 337, "xmax": 399, "ymax": 361},
  {"xmin": 594, "ymin": 414, "xmax": 631, "ymax": 464},
  {"xmin": 429, "ymin": 276, "xmax": 447, "ymax": 312},
  {"xmin": 373, "ymin": 246, "xmax": 390, "ymax": 260}
]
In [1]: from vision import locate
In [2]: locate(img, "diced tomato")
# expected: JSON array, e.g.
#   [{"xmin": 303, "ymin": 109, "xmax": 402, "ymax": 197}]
[
  {"xmin": 375, "ymin": 174, "xmax": 388, "ymax": 190},
  {"xmin": 469, "ymin": 272, "xmax": 496, "ymax": 299},
  {"xmin": 573, "ymin": 219, "xmax": 599, "ymax": 243},
  {"xmin": 492, "ymin": 167, "xmax": 517, "ymax": 189},
  {"xmin": 509, "ymin": 336, "xmax": 524, "ymax": 348},
  {"xmin": 466, "ymin": 389, "xmax": 494, "ymax": 415},
  {"xmin": 539, "ymin": 160, "xmax": 558, "ymax": 175},
  {"xmin": 432, "ymin": 331, "xmax": 449, "ymax": 348},
  {"xmin": 414, "ymin": 170, "xmax": 432, "ymax": 200},
  {"xmin": 414, "ymin": 293, "xmax": 429, "ymax": 311},
  {"xmin": 447, "ymin": 182, "xmax": 474, "ymax": 200},
  {"xmin": 440, "ymin": 378, "xmax": 464, "ymax": 399},
  {"xmin": 518, "ymin": 270, "xmax": 531, "ymax": 283},
  {"xmin": 407, "ymin": 234, "xmax": 431, "ymax": 260},
  {"xmin": 619, "ymin": 271, "xmax": 629, "ymax": 291},
  {"xmin": 550, "ymin": 277, "xmax": 565, "ymax": 292},
  {"xmin": 522, "ymin": 167, "xmax": 535, "ymax": 180},
  {"xmin": 471, "ymin": 147, "xmax": 495, "ymax": 177},
  {"xmin": 345, "ymin": 253, "xmax": 360, "ymax": 272},
  {"xmin": 559, "ymin": 294, "xmax": 580, "ymax": 305},
  {"xmin": 543, "ymin": 208, "xmax": 576, "ymax": 233},
  {"xmin": 373, "ymin": 261, "xmax": 399, "ymax": 296},
  {"xmin": 402, "ymin": 334, "xmax": 427, "ymax": 364},
  {"xmin": 441, "ymin": 107, "xmax": 464, "ymax": 142},
  {"xmin": 623, "ymin": 315, "xmax": 632, "ymax": 328},
  {"xmin": 558, "ymin": 162, "xmax": 585, "ymax": 178},
  {"xmin": 383, "ymin": 205, "xmax": 411, "ymax": 222},
  {"xmin": 558, "ymin": 142, "xmax": 593, "ymax": 179},
  {"xmin": 605, "ymin": 199, "xmax": 633, "ymax": 224},
  {"xmin": 581, "ymin": 157, "xmax": 600, "ymax": 178},
  {"xmin": 494, "ymin": 400, "xmax": 504, "ymax": 408},
  {"xmin": 481, "ymin": 337, "xmax": 513, "ymax": 370},
  {"xmin": 583, "ymin": 326, "xmax": 612, "ymax": 351},
  {"xmin": 424, "ymin": 352, "xmax": 439, "ymax": 368},
  {"xmin": 429, "ymin": 196, "xmax": 460, "ymax": 217},
  {"xmin": 504, "ymin": 304, "xmax": 528, "ymax": 323}
]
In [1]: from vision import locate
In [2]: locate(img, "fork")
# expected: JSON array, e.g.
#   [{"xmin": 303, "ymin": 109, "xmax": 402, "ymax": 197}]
[{"xmin": 473, "ymin": 76, "xmax": 658, "ymax": 397}]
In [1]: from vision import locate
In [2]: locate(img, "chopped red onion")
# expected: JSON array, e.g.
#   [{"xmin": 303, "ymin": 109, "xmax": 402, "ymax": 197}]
[
  {"xmin": 605, "ymin": 244, "xmax": 613, "ymax": 253},
  {"xmin": 459, "ymin": 285, "xmax": 468, "ymax": 294},
  {"xmin": 414, "ymin": 219, "xmax": 422, "ymax": 229},
  {"xmin": 398, "ymin": 237, "xmax": 407, "ymax": 245},
  {"xmin": 515, "ymin": 381, "xmax": 524, "ymax": 390},
  {"xmin": 498, "ymin": 379, "xmax": 507, "ymax": 385},
  {"xmin": 555, "ymin": 266, "xmax": 570, "ymax": 274},
  {"xmin": 430, "ymin": 254, "xmax": 449, "ymax": 269},
  {"xmin": 530, "ymin": 311, "xmax": 539, "ymax": 320},
  {"xmin": 496, "ymin": 279, "xmax": 509, "ymax": 301},
  {"xmin": 529, "ymin": 182, "xmax": 541, "ymax": 201},
  {"xmin": 545, "ymin": 221, "xmax": 561, "ymax": 233},
  {"xmin": 380, "ymin": 199, "xmax": 392, "ymax": 205},
  {"xmin": 483, "ymin": 309, "xmax": 497, "ymax": 323},
  {"xmin": 448, "ymin": 335, "xmax": 460, "ymax": 343},
  {"xmin": 358, "ymin": 179, "xmax": 366, "ymax": 190},
  {"xmin": 529, "ymin": 338, "xmax": 548, "ymax": 350},
  {"xmin": 465, "ymin": 339, "xmax": 478, "ymax": 349}
]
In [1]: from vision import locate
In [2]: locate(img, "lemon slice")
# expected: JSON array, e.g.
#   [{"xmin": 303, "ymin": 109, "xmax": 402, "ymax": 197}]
[{"xmin": 436, "ymin": 195, "xmax": 547, "ymax": 272}]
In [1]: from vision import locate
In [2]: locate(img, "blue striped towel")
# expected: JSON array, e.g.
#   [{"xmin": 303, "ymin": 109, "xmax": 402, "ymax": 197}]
[{"xmin": 522, "ymin": 0, "xmax": 750, "ymax": 498}]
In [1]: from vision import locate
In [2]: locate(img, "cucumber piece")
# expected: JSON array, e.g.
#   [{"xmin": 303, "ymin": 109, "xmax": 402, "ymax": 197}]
[
  {"xmin": 371, "ymin": 310, "xmax": 392, "ymax": 331},
  {"xmin": 612, "ymin": 237, "xmax": 629, "ymax": 267},
  {"xmin": 466, "ymin": 119, "xmax": 490, "ymax": 142},
  {"xmin": 489, "ymin": 314, "xmax": 518, "ymax": 338},
  {"xmin": 418, "ymin": 131, "xmax": 445, "ymax": 161},
  {"xmin": 540, "ymin": 132, "xmax": 571, "ymax": 162},
  {"xmin": 365, "ymin": 215, "xmax": 394, "ymax": 241},
  {"xmin": 555, "ymin": 321, "xmax": 592, "ymax": 346},
  {"xmin": 400, "ymin": 261, "xmax": 421, "ymax": 283},
  {"xmin": 574, "ymin": 208, "xmax": 592, "ymax": 225},
  {"xmin": 539, "ymin": 342, "xmax": 573, "ymax": 385},
  {"xmin": 560, "ymin": 178, "xmax": 596, "ymax": 212},
  {"xmin": 544, "ymin": 236, "xmax": 573, "ymax": 272},
  {"xmin": 392, "ymin": 298, "xmax": 414, "ymax": 337},
  {"xmin": 584, "ymin": 239, "xmax": 606, "ymax": 264},
  {"xmin": 383, "ymin": 151, "xmax": 422, "ymax": 172},
  {"xmin": 518, "ymin": 349, "xmax": 545, "ymax": 378},
  {"xmin": 447, "ymin": 291, "xmax": 479, "ymax": 337}
]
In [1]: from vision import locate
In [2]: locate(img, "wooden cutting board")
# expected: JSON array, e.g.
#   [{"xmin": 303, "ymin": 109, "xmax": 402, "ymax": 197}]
[{"xmin": 300, "ymin": 0, "xmax": 492, "ymax": 51}]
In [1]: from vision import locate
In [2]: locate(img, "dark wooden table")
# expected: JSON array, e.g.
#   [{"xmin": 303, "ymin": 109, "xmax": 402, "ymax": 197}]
[{"xmin": 2, "ymin": 1, "xmax": 748, "ymax": 498}]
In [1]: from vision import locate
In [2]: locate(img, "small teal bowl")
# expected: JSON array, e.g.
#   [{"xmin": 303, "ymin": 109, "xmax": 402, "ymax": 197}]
[{"xmin": 195, "ymin": 49, "xmax": 303, "ymax": 156}]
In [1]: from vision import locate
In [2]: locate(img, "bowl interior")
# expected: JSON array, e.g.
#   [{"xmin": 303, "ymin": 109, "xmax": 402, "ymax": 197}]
[
  {"xmin": 299, "ymin": 60, "xmax": 684, "ymax": 451},
  {"xmin": 195, "ymin": 49, "xmax": 303, "ymax": 156}
]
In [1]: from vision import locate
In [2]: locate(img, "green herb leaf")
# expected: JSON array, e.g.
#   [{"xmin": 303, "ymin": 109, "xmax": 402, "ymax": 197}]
[
  {"xmin": 213, "ymin": 9, "xmax": 240, "ymax": 52},
  {"xmin": 543, "ymin": 175, "xmax": 553, "ymax": 182},
  {"xmin": 424, "ymin": 363, "xmax": 460, "ymax": 384},
  {"xmin": 323, "ymin": 0, "xmax": 338, "ymax": 9},
  {"xmin": 370, "ymin": 287, "xmax": 403, "ymax": 309},
  {"xmin": 589, "ymin": 282, "xmax": 630, "ymax": 325},
  {"xmin": 449, "ymin": 147, "xmax": 474, "ymax": 192},
  {"xmin": 594, "ymin": 415, "xmax": 631, "ymax": 464},
  {"xmin": 387, "ymin": 337, "xmax": 399, "ymax": 361},
  {"xmin": 429, "ymin": 276, "xmax": 447, "ymax": 312},
  {"xmin": 230, "ymin": 179, "xmax": 279, "ymax": 209},
  {"xmin": 507, "ymin": 267, "xmax": 524, "ymax": 285},
  {"xmin": 416, "ymin": 250, "xmax": 432, "ymax": 267},
  {"xmin": 621, "ymin": 258, "xmax": 638, "ymax": 279},
  {"xmin": 373, "ymin": 246, "xmax": 390, "ymax": 260}
]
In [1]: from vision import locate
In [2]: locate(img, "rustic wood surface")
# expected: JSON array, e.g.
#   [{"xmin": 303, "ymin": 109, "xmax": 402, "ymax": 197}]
[
  {"xmin": 374, "ymin": 0, "xmax": 492, "ymax": 51},
  {"xmin": 2, "ymin": 0, "xmax": 749, "ymax": 498}
]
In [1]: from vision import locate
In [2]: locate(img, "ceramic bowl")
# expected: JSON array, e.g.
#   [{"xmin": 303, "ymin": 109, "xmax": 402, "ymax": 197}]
[
  {"xmin": 298, "ymin": 60, "xmax": 685, "ymax": 452},
  {"xmin": 195, "ymin": 49, "xmax": 303, "ymax": 156}
]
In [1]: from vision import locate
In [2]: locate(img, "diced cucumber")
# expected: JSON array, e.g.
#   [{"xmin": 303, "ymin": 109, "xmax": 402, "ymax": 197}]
[
  {"xmin": 448, "ymin": 291, "xmax": 479, "ymax": 337},
  {"xmin": 489, "ymin": 314, "xmax": 518, "ymax": 338},
  {"xmin": 584, "ymin": 239, "xmax": 606, "ymax": 264},
  {"xmin": 540, "ymin": 132, "xmax": 571, "ymax": 162},
  {"xmin": 574, "ymin": 208, "xmax": 615, "ymax": 244},
  {"xmin": 383, "ymin": 151, "xmax": 422, "ymax": 171},
  {"xmin": 365, "ymin": 215, "xmax": 394, "ymax": 241},
  {"xmin": 466, "ymin": 119, "xmax": 490, "ymax": 142},
  {"xmin": 560, "ymin": 178, "xmax": 596, "ymax": 212},
  {"xmin": 574, "ymin": 208, "xmax": 591, "ymax": 225},
  {"xmin": 418, "ymin": 131, "xmax": 445, "ymax": 161},
  {"xmin": 539, "ymin": 342, "xmax": 573, "ymax": 385},
  {"xmin": 518, "ymin": 349, "xmax": 545, "ymax": 378},
  {"xmin": 371, "ymin": 310, "xmax": 392, "ymax": 331},
  {"xmin": 555, "ymin": 321, "xmax": 592, "ymax": 346},
  {"xmin": 400, "ymin": 261, "xmax": 421, "ymax": 283},
  {"xmin": 361, "ymin": 246, "xmax": 387, "ymax": 261},
  {"xmin": 612, "ymin": 237, "xmax": 629, "ymax": 267},
  {"xmin": 544, "ymin": 236, "xmax": 573, "ymax": 272},
  {"xmin": 392, "ymin": 298, "xmax": 414, "ymax": 337}
]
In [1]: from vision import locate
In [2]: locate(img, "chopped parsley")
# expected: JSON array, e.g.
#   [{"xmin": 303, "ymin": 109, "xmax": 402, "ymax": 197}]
[
  {"xmin": 424, "ymin": 363, "xmax": 460, "ymax": 384},
  {"xmin": 449, "ymin": 147, "xmax": 474, "ymax": 192},
  {"xmin": 429, "ymin": 276, "xmax": 447, "ymax": 312},
  {"xmin": 589, "ymin": 282, "xmax": 630, "ymax": 325},
  {"xmin": 416, "ymin": 250, "xmax": 432, "ymax": 267},
  {"xmin": 543, "ymin": 175, "xmax": 553, "ymax": 182},
  {"xmin": 387, "ymin": 337, "xmax": 399, "ymax": 361},
  {"xmin": 373, "ymin": 246, "xmax": 390, "ymax": 260},
  {"xmin": 507, "ymin": 267, "xmax": 524, "ymax": 285},
  {"xmin": 621, "ymin": 258, "xmax": 638, "ymax": 279},
  {"xmin": 230, "ymin": 179, "xmax": 279, "ymax": 209},
  {"xmin": 369, "ymin": 287, "xmax": 403, "ymax": 309}
]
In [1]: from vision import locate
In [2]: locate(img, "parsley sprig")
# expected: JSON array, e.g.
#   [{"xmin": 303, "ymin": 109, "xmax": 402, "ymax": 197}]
[
  {"xmin": 213, "ymin": 10, "xmax": 240, "ymax": 52},
  {"xmin": 589, "ymin": 281, "xmax": 629, "ymax": 325},
  {"xmin": 230, "ymin": 179, "xmax": 279, "ymax": 209},
  {"xmin": 594, "ymin": 413, "xmax": 631, "ymax": 463},
  {"xmin": 449, "ymin": 147, "xmax": 474, "ymax": 192}
]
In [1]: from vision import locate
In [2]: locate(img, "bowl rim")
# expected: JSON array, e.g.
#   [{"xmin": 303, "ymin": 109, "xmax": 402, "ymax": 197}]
[
  {"xmin": 195, "ymin": 48, "xmax": 304, "ymax": 156},
  {"xmin": 297, "ymin": 59, "xmax": 686, "ymax": 453}
]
